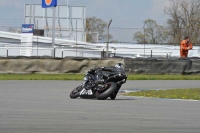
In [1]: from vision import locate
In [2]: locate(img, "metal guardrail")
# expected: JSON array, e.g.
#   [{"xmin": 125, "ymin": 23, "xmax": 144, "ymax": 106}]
[{"xmin": 0, "ymin": 45, "xmax": 199, "ymax": 58}]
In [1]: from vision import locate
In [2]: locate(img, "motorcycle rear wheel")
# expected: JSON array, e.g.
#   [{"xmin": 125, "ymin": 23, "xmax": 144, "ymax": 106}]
[
  {"xmin": 95, "ymin": 82, "xmax": 118, "ymax": 100},
  {"xmin": 70, "ymin": 86, "xmax": 83, "ymax": 99},
  {"xmin": 110, "ymin": 84, "xmax": 121, "ymax": 100}
]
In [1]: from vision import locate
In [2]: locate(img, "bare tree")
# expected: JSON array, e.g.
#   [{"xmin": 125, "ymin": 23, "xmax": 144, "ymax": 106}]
[
  {"xmin": 133, "ymin": 31, "xmax": 147, "ymax": 44},
  {"xmin": 133, "ymin": 19, "xmax": 168, "ymax": 44},
  {"xmin": 86, "ymin": 17, "xmax": 113, "ymax": 43},
  {"xmin": 164, "ymin": 0, "xmax": 200, "ymax": 43}
]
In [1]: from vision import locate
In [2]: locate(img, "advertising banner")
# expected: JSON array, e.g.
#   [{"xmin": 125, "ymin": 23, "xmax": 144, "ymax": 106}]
[
  {"xmin": 42, "ymin": 0, "xmax": 57, "ymax": 8},
  {"xmin": 20, "ymin": 24, "xmax": 34, "ymax": 56}
]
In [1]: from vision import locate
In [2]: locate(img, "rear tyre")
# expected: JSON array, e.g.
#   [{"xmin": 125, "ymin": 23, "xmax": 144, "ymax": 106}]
[
  {"xmin": 95, "ymin": 82, "xmax": 118, "ymax": 100},
  {"xmin": 109, "ymin": 93, "xmax": 117, "ymax": 100},
  {"xmin": 70, "ymin": 86, "xmax": 83, "ymax": 99},
  {"xmin": 110, "ymin": 84, "xmax": 121, "ymax": 100}
]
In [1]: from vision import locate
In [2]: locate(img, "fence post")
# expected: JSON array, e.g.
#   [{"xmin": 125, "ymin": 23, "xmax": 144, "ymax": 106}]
[
  {"xmin": 54, "ymin": 47, "xmax": 56, "ymax": 57},
  {"xmin": 114, "ymin": 48, "xmax": 116, "ymax": 56},
  {"xmin": 102, "ymin": 49, "xmax": 104, "ymax": 58},
  {"xmin": 151, "ymin": 49, "xmax": 152, "ymax": 58},
  {"xmin": 7, "ymin": 48, "xmax": 8, "ymax": 57},
  {"xmin": 62, "ymin": 49, "xmax": 64, "ymax": 58}
]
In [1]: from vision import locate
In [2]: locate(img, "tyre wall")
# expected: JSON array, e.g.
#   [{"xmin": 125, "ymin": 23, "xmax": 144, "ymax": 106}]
[
  {"xmin": 0, "ymin": 57, "xmax": 124, "ymax": 74},
  {"xmin": 124, "ymin": 57, "xmax": 200, "ymax": 75},
  {"xmin": 0, "ymin": 57, "xmax": 200, "ymax": 74}
]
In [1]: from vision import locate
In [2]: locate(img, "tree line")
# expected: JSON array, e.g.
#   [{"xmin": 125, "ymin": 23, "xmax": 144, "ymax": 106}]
[{"xmin": 86, "ymin": 0, "xmax": 200, "ymax": 45}]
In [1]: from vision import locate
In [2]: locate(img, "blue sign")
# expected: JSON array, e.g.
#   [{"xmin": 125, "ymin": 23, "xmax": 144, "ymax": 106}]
[
  {"xmin": 21, "ymin": 24, "xmax": 34, "ymax": 33},
  {"xmin": 42, "ymin": 0, "xmax": 57, "ymax": 8}
]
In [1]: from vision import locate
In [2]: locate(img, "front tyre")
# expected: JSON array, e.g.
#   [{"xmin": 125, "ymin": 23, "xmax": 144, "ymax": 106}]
[
  {"xmin": 95, "ymin": 82, "xmax": 118, "ymax": 100},
  {"xmin": 70, "ymin": 86, "xmax": 83, "ymax": 99}
]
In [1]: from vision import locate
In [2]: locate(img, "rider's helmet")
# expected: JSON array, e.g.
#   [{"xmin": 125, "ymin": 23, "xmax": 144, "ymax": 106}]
[{"xmin": 115, "ymin": 63, "xmax": 123, "ymax": 68}]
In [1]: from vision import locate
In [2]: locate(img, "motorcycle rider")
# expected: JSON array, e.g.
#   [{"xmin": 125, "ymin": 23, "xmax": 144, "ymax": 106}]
[
  {"xmin": 87, "ymin": 63, "xmax": 126, "ymax": 99},
  {"xmin": 88, "ymin": 63, "xmax": 125, "ymax": 74},
  {"xmin": 70, "ymin": 63, "xmax": 127, "ymax": 100}
]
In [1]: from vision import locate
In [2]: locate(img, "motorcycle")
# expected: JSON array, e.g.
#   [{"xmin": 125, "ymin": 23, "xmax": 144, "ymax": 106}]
[{"xmin": 70, "ymin": 63, "xmax": 127, "ymax": 100}]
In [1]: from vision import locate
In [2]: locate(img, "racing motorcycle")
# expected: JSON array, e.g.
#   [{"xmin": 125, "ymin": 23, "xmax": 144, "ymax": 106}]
[{"xmin": 69, "ymin": 63, "xmax": 127, "ymax": 100}]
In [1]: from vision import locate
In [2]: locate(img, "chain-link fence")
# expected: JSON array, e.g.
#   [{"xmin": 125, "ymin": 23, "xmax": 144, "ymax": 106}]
[
  {"xmin": 2, "ymin": 25, "xmax": 200, "ymax": 44},
  {"xmin": 0, "ymin": 26, "xmax": 21, "ymax": 33},
  {"xmin": 0, "ymin": 45, "xmax": 102, "ymax": 58},
  {"xmin": 0, "ymin": 44, "xmax": 199, "ymax": 58},
  {"xmin": 0, "ymin": 26, "xmax": 200, "ymax": 58}
]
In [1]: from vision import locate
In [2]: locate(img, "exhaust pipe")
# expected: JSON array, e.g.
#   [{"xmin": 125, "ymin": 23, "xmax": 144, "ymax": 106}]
[{"xmin": 105, "ymin": 74, "xmax": 126, "ymax": 82}]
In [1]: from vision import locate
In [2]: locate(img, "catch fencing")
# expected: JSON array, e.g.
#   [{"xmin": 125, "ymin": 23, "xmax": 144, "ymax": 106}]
[
  {"xmin": 0, "ymin": 26, "xmax": 200, "ymax": 58},
  {"xmin": 0, "ymin": 44, "xmax": 200, "ymax": 58}
]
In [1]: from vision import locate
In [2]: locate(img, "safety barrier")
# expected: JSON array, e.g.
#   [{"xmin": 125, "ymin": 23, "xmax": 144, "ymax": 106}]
[{"xmin": 0, "ymin": 56, "xmax": 200, "ymax": 74}]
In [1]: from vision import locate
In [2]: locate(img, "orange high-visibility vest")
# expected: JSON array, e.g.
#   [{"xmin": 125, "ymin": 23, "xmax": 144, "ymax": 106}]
[{"xmin": 180, "ymin": 40, "xmax": 193, "ymax": 57}]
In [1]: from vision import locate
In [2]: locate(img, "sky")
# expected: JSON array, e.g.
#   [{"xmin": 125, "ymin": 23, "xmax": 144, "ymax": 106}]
[{"xmin": 0, "ymin": 0, "xmax": 170, "ymax": 28}]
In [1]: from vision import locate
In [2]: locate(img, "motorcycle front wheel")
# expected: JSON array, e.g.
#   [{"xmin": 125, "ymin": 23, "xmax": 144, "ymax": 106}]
[
  {"xmin": 70, "ymin": 86, "xmax": 83, "ymax": 99},
  {"xmin": 95, "ymin": 82, "xmax": 118, "ymax": 100}
]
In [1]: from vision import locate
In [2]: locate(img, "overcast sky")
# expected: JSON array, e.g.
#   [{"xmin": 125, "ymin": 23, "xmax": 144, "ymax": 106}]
[{"xmin": 0, "ymin": 0, "xmax": 170, "ymax": 28}]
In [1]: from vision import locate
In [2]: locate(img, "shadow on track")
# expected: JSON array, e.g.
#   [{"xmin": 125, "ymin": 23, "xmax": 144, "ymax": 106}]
[{"xmin": 70, "ymin": 97, "xmax": 136, "ymax": 101}]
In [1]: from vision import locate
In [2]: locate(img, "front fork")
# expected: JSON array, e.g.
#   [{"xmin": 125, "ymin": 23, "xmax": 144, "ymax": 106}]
[{"xmin": 81, "ymin": 75, "xmax": 89, "ymax": 88}]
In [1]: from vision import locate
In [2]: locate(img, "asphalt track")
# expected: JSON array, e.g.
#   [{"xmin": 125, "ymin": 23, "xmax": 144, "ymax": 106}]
[{"xmin": 0, "ymin": 80, "xmax": 200, "ymax": 133}]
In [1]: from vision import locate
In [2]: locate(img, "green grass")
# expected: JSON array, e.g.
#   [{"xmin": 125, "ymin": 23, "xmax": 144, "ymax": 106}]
[
  {"xmin": 125, "ymin": 88, "xmax": 200, "ymax": 100},
  {"xmin": 127, "ymin": 74, "xmax": 200, "ymax": 80},
  {"xmin": 0, "ymin": 74, "xmax": 84, "ymax": 80},
  {"xmin": 0, "ymin": 74, "xmax": 200, "ymax": 80}
]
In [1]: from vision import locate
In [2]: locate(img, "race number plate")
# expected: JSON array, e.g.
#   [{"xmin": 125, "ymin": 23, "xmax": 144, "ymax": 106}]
[{"xmin": 80, "ymin": 89, "xmax": 93, "ymax": 95}]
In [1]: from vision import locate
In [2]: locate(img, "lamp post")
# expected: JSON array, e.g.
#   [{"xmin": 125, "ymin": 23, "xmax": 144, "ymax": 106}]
[
  {"xmin": 52, "ymin": 7, "xmax": 56, "ymax": 57},
  {"xmin": 37, "ymin": 35, "xmax": 38, "ymax": 56},
  {"xmin": 143, "ymin": 21, "xmax": 147, "ymax": 58},
  {"xmin": 106, "ymin": 19, "xmax": 112, "ymax": 57}
]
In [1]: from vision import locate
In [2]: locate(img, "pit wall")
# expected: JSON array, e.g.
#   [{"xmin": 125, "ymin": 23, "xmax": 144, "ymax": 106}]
[{"xmin": 0, "ymin": 57, "xmax": 199, "ymax": 75}]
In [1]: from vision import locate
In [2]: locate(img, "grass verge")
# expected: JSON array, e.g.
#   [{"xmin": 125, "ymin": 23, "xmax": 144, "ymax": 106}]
[
  {"xmin": 127, "ymin": 74, "xmax": 200, "ymax": 80},
  {"xmin": 0, "ymin": 74, "xmax": 84, "ymax": 80},
  {"xmin": 0, "ymin": 74, "xmax": 200, "ymax": 80},
  {"xmin": 124, "ymin": 88, "xmax": 200, "ymax": 100}
]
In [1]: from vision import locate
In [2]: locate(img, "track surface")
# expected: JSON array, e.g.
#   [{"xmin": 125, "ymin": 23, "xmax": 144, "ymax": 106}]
[{"xmin": 0, "ymin": 80, "xmax": 200, "ymax": 133}]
